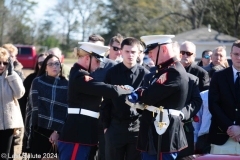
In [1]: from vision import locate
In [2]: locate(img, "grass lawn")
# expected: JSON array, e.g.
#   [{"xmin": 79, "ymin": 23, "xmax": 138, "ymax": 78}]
[{"xmin": 64, "ymin": 58, "xmax": 76, "ymax": 64}]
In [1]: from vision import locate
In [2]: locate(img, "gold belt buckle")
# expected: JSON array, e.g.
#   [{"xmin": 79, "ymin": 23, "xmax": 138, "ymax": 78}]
[{"xmin": 158, "ymin": 122, "xmax": 167, "ymax": 129}]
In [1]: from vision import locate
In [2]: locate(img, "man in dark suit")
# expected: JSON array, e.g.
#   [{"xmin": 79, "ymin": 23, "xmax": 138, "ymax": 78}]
[
  {"xmin": 209, "ymin": 40, "xmax": 240, "ymax": 154},
  {"xmin": 172, "ymin": 41, "xmax": 202, "ymax": 159},
  {"xmin": 180, "ymin": 41, "xmax": 209, "ymax": 92}
]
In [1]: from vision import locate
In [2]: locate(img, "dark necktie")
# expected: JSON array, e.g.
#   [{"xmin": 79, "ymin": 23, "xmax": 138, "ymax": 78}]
[{"xmin": 235, "ymin": 72, "xmax": 240, "ymax": 100}]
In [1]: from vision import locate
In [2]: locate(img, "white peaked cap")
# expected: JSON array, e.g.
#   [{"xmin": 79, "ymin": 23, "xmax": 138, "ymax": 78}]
[
  {"xmin": 78, "ymin": 42, "xmax": 109, "ymax": 57},
  {"xmin": 140, "ymin": 35, "xmax": 175, "ymax": 46}
]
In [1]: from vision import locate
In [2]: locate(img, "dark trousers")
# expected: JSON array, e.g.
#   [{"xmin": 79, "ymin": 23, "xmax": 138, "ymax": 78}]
[
  {"xmin": 98, "ymin": 128, "xmax": 105, "ymax": 160},
  {"xmin": 0, "ymin": 129, "xmax": 14, "ymax": 160},
  {"xmin": 89, "ymin": 121, "xmax": 105, "ymax": 160},
  {"xmin": 195, "ymin": 134, "xmax": 211, "ymax": 154},
  {"xmin": 29, "ymin": 127, "xmax": 53, "ymax": 156},
  {"xmin": 89, "ymin": 146, "xmax": 98, "ymax": 160},
  {"xmin": 105, "ymin": 120, "xmax": 141, "ymax": 160},
  {"xmin": 141, "ymin": 152, "xmax": 178, "ymax": 160},
  {"xmin": 177, "ymin": 131, "xmax": 194, "ymax": 159}
]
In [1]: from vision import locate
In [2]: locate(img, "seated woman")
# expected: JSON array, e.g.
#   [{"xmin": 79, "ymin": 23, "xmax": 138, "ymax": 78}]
[
  {"xmin": 24, "ymin": 54, "xmax": 68, "ymax": 157},
  {"xmin": 0, "ymin": 47, "xmax": 25, "ymax": 159}
]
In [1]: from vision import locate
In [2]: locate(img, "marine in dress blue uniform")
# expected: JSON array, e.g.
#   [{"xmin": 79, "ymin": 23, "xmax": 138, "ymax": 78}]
[
  {"xmin": 57, "ymin": 42, "xmax": 131, "ymax": 160},
  {"xmin": 133, "ymin": 35, "xmax": 189, "ymax": 160}
]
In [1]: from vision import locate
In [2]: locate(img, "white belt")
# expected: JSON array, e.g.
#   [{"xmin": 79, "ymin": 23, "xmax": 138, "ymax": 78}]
[
  {"xmin": 146, "ymin": 105, "xmax": 184, "ymax": 119},
  {"xmin": 68, "ymin": 108, "xmax": 99, "ymax": 119}
]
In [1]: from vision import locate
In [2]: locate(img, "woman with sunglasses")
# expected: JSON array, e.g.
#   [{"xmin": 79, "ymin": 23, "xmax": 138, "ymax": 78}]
[
  {"xmin": 19, "ymin": 53, "xmax": 49, "ymax": 124},
  {"xmin": 23, "ymin": 54, "xmax": 68, "ymax": 158},
  {"xmin": 0, "ymin": 47, "xmax": 25, "ymax": 160}
]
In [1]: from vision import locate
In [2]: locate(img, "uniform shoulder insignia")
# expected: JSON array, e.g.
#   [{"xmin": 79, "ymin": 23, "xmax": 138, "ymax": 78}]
[
  {"xmin": 84, "ymin": 75, "xmax": 93, "ymax": 82},
  {"xmin": 156, "ymin": 72, "xmax": 168, "ymax": 84}
]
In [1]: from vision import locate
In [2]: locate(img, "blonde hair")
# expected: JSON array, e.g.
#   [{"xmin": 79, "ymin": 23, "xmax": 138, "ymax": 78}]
[
  {"xmin": 0, "ymin": 47, "xmax": 9, "ymax": 60},
  {"xmin": 73, "ymin": 47, "xmax": 89, "ymax": 58},
  {"xmin": 2, "ymin": 43, "xmax": 18, "ymax": 55}
]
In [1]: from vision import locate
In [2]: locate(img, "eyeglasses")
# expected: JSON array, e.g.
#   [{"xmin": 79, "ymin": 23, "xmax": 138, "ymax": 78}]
[
  {"xmin": 47, "ymin": 62, "xmax": 60, "ymax": 67},
  {"xmin": 203, "ymin": 55, "xmax": 210, "ymax": 59},
  {"xmin": 0, "ymin": 62, "xmax": 9, "ymax": 66},
  {"xmin": 180, "ymin": 51, "xmax": 194, "ymax": 56},
  {"xmin": 38, "ymin": 61, "xmax": 43, "ymax": 66},
  {"xmin": 112, "ymin": 46, "xmax": 121, "ymax": 51}
]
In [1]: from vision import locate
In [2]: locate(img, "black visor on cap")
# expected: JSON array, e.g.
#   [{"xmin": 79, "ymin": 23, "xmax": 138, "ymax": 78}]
[
  {"xmin": 81, "ymin": 48, "xmax": 105, "ymax": 62},
  {"xmin": 144, "ymin": 42, "xmax": 171, "ymax": 54},
  {"xmin": 144, "ymin": 43, "xmax": 159, "ymax": 54},
  {"xmin": 92, "ymin": 52, "xmax": 104, "ymax": 62}
]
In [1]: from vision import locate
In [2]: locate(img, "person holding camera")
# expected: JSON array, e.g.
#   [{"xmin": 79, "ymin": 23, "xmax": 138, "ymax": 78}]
[{"xmin": 0, "ymin": 47, "xmax": 25, "ymax": 160}]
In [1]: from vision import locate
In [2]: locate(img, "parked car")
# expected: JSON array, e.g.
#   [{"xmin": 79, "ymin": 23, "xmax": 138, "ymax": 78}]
[{"xmin": 14, "ymin": 44, "xmax": 37, "ymax": 69}]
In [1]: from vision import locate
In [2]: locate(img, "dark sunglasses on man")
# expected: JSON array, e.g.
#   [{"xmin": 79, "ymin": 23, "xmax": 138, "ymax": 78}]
[
  {"xmin": 112, "ymin": 46, "xmax": 121, "ymax": 51},
  {"xmin": 203, "ymin": 55, "xmax": 210, "ymax": 59},
  {"xmin": 180, "ymin": 51, "xmax": 194, "ymax": 56},
  {"xmin": 0, "ymin": 61, "xmax": 9, "ymax": 66}
]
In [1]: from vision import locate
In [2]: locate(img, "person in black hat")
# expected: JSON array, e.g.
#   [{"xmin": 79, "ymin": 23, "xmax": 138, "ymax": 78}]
[
  {"xmin": 57, "ymin": 42, "xmax": 132, "ymax": 160},
  {"xmin": 132, "ymin": 35, "xmax": 189, "ymax": 160}
]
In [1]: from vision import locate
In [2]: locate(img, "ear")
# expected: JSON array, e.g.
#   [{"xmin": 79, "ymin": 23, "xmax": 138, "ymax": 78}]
[
  {"xmin": 161, "ymin": 45, "xmax": 167, "ymax": 53},
  {"xmin": 179, "ymin": 53, "xmax": 183, "ymax": 59},
  {"xmin": 85, "ymin": 55, "xmax": 90, "ymax": 61},
  {"xmin": 87, "ymin": 54, "xmax": 92, "ymax": 64},
  {"xmin": 120, "ymin": 49, "xmax": 123, "ymax": 56}
]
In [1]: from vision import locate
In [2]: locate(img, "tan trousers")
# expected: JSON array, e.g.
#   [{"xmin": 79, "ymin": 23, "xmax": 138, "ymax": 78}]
[{"xmin": 210, "ymin": 138, "xmax": 240, "ymax": 154}]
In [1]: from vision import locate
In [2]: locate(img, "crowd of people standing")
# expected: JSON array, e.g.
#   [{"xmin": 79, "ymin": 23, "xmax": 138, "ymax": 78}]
[{"xmin": 0, "ymin": 34, "xmax": 240, "ymax": 160}]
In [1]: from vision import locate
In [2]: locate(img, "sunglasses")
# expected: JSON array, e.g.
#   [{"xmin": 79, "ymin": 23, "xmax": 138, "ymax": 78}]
[
  {"xmin": 203, "ymin": 55, "xmax": 210, "ymax": 59},
  {"xmin": 112, "ymin": 46, "xmax": 121, "ymax": 51},
  {"xmin": 47, "ymin": 62, "xmax": 60, "ymax": 67},
  {"xmin": 38, "ymin": 61, "xmax": 43, "ymax": 66},
  {"xmin": 0, "ymin": 62, "xmax": 9, "ymax": 66},
  {"xmin": 180, "ymin": 51, "xmax": 194, "ymax": 56}
]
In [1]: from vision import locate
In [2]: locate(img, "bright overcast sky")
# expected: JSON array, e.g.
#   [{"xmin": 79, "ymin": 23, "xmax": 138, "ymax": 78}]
[{"xmin": 32, "ymin": 0, "xmax": 58, "ymax": 21}]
